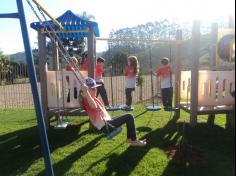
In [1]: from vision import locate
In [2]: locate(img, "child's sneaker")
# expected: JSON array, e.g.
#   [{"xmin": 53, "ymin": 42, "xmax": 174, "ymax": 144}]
[
  {"xmin": 126, "ymin": 138, "xmax": 146, "ymax": 144},
  {"xmin": 130, "ymin": 140, "xmax": 147, "ymax": 146},
  {"xmin": 105, "ymin": 105, "xmax": 112, "ymax": 110}
]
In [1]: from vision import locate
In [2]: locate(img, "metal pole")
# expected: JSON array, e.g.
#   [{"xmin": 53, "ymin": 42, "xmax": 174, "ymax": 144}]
[
  {"xmin": 146, "ymin": 47, "xmax": 161, "ymax": 111},
  {"xmin": 190, "ymin": 21, "xmax": 200, "ymax": 127},
  {"xmin": 110, "ymin": 62, "xmax": 114, "ymax": 107},
  {"xmin": 149, "ymin": 48, "xmax": 155, "ymax": 107},
  {"xmin": 174, "ymin": 30, "xmax": 182, "ymax": 115},
  {"xmin": 31, "ymin": 0, "xmax": 64, "ymax": 30},
  {"xmin": 16, "ymin": 0, "xmax": 54, "ymax": 175}
]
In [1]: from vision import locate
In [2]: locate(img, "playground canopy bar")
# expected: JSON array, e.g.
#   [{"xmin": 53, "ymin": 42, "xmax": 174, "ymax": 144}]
[{"xmin": 31, "ymin": 10, "xmax": 100, "ymax": 39}]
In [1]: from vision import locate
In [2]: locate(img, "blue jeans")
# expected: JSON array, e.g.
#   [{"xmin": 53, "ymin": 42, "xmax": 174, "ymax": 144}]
[{"xmin": 101, "ymin": 114, "xmax": 137, "ymax": 140}]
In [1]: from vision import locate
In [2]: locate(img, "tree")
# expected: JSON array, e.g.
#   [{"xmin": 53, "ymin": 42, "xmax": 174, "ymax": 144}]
[
  {"xmin": 101, "ymin": 20, "xmax": 214, "ymax": 72},
  {"xmin": 0, "ymin": 49, "xmax": 13, "ymax": 84},
  {"xmin": 77, "ymin": 11, "xmax": 95, "ymax": 21}
]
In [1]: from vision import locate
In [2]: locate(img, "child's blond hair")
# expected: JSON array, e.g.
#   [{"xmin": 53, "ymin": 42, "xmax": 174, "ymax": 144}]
[{"xmin": 128, "ymin": 56, "xmax": 139, "ymax": 75}]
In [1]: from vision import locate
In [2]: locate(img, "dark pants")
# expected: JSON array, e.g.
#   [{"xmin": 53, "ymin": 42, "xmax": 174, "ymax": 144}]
[
  {"xmin": 96, "ymin": 82, "xmax": 109, "ymax": 106},
  {"xmin": 161, "ymin": 87, "xmax": 173, "ymax": 108},
  {"xmin": 101, "ymin": 114, "xmax": 137, "ymax": 141},
  {"xmin": 125, "ymin": 88, "xmax": 135, "ymax": 106}
]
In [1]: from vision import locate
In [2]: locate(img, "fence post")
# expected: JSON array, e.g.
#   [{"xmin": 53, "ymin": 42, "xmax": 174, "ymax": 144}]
[
  {"xmin": 207, "ymin": 23, "xmax": 218, "ymax": 125},
  {"xmin": 38, "ymin": 30, "xmax": 49, "ymax": 128},
  {"xmin": 174, "ymin": 29, "xmax": 182, "ymax": 118},
  {"xmin": 87, "ymin": 26, "xmax": 97, "ymax": 130},
  {"xmin": 190, "ymin": 21, "xmax": 200, "ymax": 127}
]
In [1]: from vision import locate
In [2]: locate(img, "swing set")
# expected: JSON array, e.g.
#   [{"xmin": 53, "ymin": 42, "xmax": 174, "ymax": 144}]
[
  {"xmin": 0, "ymin": 0, "xmax": 55, "ymax": 175},
  {"xmin": 1, "ymin": 0, "xmax": 234, "ymax": 174},
  {"xmin": 96, "ymin": 37, "xmax": 183, "ymax": 113}
]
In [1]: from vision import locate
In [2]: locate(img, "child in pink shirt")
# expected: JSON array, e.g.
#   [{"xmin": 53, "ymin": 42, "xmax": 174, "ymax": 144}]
[
  {"xmin": 80, "ymin": 77, "xmax": 146, "ymax": 146},
  {"xmin": 154, "ymin": 57, "xmax": 173, "ymax": 110},
  {"xmin": 95, "ymin": 57, "xmax": 112, "ymax": 108},
  {"xmin": 123, "ymin": 56, "xmax": 139, "ymax": 110},
  {"xmin": 80, "ymin": 51, "xmax": 89, "ymax": 71}
]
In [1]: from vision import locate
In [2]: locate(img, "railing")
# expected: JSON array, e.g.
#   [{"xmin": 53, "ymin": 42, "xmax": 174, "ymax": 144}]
[
  {"xmin": 46, "ymin": 71, "xmax": 162, "ymax": 108},
  {"xmin": 180, "ymin": 70, "xmax": 235, "ymax": 106},
  {"xmin": 1, "ymin": 70, "xmax": 234, "ymax": 109}
]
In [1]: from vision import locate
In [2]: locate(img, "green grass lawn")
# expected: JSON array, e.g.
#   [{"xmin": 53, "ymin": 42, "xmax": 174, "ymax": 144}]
[{"xmin": 0, "ymin": 106, "xmax": 234, "ymax": 176}]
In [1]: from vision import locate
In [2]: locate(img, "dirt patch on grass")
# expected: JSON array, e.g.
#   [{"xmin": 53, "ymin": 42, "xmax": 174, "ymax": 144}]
[{"xmin": 165, "ymin": 144, "xmax": 208, "ymax": 165}]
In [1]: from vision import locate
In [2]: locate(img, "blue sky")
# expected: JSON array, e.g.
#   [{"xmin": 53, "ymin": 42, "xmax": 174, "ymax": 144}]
[{"xmin": 0, "ymin": 0, "xmax": 235, "ymax": 54}]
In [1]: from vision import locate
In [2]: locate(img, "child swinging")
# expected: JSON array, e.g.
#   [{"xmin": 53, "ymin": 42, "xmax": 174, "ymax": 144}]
[{"xmin": 80, "ymin": 77, "xmax": 146, "ymax": 146}]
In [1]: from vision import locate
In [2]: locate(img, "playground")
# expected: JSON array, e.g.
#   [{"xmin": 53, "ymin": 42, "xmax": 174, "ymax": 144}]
[
  {"xmin": 0, "ymin": 107, "xmax": 234, "ymax": 176},
  {"xmin": 0, "ymin": 0, "xmax": 235, "ymax": 175}
]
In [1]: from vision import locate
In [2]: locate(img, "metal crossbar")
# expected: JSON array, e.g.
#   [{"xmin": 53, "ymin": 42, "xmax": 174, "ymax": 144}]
[{"xmin": 96, "ymin": 37, "xmax": 188, "ymax": 44}]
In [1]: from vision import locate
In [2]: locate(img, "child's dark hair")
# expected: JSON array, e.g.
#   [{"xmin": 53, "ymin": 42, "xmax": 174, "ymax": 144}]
[
  {"xmin": 81, "ymin": 51, "xmax": 88, "ymax": 64},
  {"xmin": 97, "ymin": 57, "xmax": 105, "ymax": 63},
  {"xmin": 161, "ymin": 57, "xmax": 169, "ymax": 65}
]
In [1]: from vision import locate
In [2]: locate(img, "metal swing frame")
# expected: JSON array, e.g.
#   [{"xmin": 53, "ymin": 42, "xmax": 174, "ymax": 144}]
[
  {"xmin": 146, "ymin": 47, "xmax": 162, "ymax": 111},
  {"xmin": 0, "ymin": 0, "xmax": 54, "ymax": 175}
]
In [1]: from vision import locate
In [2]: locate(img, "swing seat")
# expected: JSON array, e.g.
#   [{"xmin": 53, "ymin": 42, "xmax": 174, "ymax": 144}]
[
  {"xmin": 54, "ymin": 121, "xmax": 69, "ymax": 129},
  {"xmin": 106, "ymin": 127, "xmax": 122, "ymax": 140},
  {"xmin": 164, "ymin": 107, "xmax": 179, "ymax": 112},
  {"xmin": 106, "ymin": 105, "xmax": 121, "ymax": 111},
  {"xmin": 121, "ymin": 106, "xmax": 134, "ymax": 111},
  {"xmin": 146, "ymin": 105, "xmax": 161, "ymax": 111}
]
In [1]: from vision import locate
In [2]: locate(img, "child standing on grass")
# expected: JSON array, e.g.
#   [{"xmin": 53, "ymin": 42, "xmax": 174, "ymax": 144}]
[
  {"xmin": 154, "ymin": 57, "xmax": 173, "ymax": 110},
  {"xmin": 95, "ymin": 57, "xmax": 112, "ymax": 109},
  {"xmin": 80, "ymin": 77, "xmax": 146, "ymax": 146},
  {"xmin": 123, "ymin": 56, "xmax": 139, "ymax": 110}
]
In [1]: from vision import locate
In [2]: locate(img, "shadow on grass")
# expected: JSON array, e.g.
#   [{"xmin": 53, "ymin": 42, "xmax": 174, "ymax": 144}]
[
  {"xmin": 39, "ymin": 132, "xmax": 104, "ymax": 176},
  {"xmin": 85, "ymin": 116, "xmax": 235, "ymax": 176},
  {"xmin": 161, "ymin": 123, "xmax": 235, "ymax": 176},
  {"xmin": 0, "ymin": 120, "xmax": 89, "ymax": 175},
  {"xmin": 82, "ymin": 116, "xmax": 179, "ymax": 175},
  {"xmin": 136, "ymin": 126, "xmax": 152, "ymax": 132},
  {"xmin": 134, "ymin": 110, "xmax": 148, "ymax": 119}
]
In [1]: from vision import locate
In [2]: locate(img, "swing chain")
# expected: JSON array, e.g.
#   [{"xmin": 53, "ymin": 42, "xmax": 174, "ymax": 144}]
[
  {"xmin": 26, "ymin": 0, "xmax": 71, "ymax": 66},
  {"xmin": 27, "ymin": 0, "xmax": 85, "ymax": 85}
]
